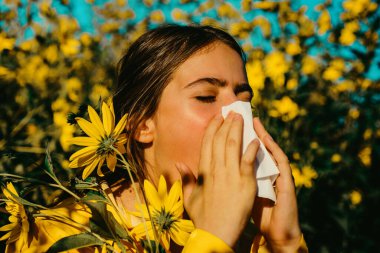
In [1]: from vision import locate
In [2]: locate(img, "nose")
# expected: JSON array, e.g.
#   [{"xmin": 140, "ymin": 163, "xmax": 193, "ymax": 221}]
[{"xmin": 220, "ymin": 89, "xmax": 239, "ymax": 107}]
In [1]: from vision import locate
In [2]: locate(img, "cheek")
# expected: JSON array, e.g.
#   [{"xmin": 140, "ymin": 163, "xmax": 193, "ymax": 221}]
[{"xmin": 157, "ymin": 102, "xmax": 217, "ymax": 174}]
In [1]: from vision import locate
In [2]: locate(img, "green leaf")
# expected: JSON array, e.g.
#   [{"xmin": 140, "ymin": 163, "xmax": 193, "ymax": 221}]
[
  {"xmin": 81, "ymin": 193, "xmax": 107, "ymax": 202},
  {"xmin": 46, "ymin": 233, "xmax": 103, "ymax": 253},
  {"xmin": 141, "ymin": 239, "xmax": 166, "ymax": 253},
  {"xmin": 44, "ymin": 148, "xmax": 56, "ymax": 177},
  {"xmin": 85, "ymin": 201, "xmax": 131, "ymax": 240}
]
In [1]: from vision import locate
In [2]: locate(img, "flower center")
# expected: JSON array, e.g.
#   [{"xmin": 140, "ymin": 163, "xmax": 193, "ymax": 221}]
[
  {"xmin": 153, "ymin": 208, "xmax": 176, "ymax": 231},
  {"xmin": 96, "ymin": 136, "xmax": 117, "ymax": 156}
]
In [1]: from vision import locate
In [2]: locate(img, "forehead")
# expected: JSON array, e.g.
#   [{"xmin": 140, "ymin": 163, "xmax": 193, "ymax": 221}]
[{"xmin": 170, "ymin": 42, "xmax": 247, "ymax": 86}]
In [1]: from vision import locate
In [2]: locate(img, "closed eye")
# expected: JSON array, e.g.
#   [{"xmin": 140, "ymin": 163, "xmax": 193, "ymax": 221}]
[{"xmin": 195, "ymin": 96, "xmax": 216, "ymax": 103}]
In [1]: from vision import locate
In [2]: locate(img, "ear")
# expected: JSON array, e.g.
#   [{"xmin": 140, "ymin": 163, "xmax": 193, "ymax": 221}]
[{"xmin": 134, "ymin": 118, "xmax": 155, "ymax": 143}]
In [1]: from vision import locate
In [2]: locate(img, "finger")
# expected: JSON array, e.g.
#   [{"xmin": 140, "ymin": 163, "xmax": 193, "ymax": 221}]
[
  {"xmin": 198, "ymin": 114, "xmax": 223, "ymax": 176},
  {"xmin": 175, "ymin": 162, "xmax": 196, "ymax": 206},
  {"xmin": 212, "ymin": 112, "xmax": 236, "ymax": 170},
  {"xmin": 253, "ymin": 117, "xmax": 273, "ymax": 142},
  {"xmin": 225, "ymin": 113, "xmax": 243, "ymax": 171},
  {"xmin": 263, "ymin": 135, "xmax": 294, "ymax": 192},
  {"xmin": 241, "ymin": 139, "xmax": 260, "ymax": 178}
]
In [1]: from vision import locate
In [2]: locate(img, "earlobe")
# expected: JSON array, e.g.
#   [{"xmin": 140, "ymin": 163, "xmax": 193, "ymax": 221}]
[{"xmin": 135, "ymin": 118, "xmax": 155, "ymax": 143}]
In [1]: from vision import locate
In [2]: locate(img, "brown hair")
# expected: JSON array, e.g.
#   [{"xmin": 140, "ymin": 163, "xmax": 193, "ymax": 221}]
[{"xmin": 111, "ymin": 24, "xmax": 245, "ymax": 182}]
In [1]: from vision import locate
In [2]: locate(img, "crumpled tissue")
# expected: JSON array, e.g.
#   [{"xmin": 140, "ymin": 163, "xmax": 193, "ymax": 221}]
[{"xmin": 221, "ymin": 101, "xmax": 279, "ymax": 202}]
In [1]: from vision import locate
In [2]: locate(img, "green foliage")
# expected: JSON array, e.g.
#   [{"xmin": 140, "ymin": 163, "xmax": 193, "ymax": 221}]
[{"xmin": 46, "ymin": 233, "xmax": 104, "ymax": 253}]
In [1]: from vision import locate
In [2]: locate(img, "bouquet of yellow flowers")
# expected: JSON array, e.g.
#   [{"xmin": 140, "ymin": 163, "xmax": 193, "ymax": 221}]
[{"xmin": 0, "ymin": 101, "xmax": 194, "ymax": 253}]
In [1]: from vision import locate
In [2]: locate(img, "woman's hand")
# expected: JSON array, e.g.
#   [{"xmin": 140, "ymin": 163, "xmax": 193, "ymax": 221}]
[
  {"xmin": 252, "ymin": 117, "xmax": 302, "ymax": 252},
  {"xmin": 176, "ymin": 112, "xmax": 260, "ymax": 248}
]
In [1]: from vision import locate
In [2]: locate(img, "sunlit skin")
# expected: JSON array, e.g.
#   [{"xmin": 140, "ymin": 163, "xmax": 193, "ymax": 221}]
[
  {"xmin": 119, "ymin": 42, "xmax": 302, "ymax": 251},
  {"xmin": 142, "ymin": 42, "xmax": 252, "ymax": 184}
]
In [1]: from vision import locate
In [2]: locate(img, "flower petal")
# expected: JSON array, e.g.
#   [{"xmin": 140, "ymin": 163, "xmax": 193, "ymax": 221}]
[
  {"xmin": 161, "ymin": 231, "xmax": 170, "ymax": 250},
  {"xmin": 131, "ymin": 204, "xmax": 150, "ymax": 218},
  {"xmin": 102, "ymin": 102, "xmax": 114, "ymax": 136},
  {"xmin": 176, "ymin": 219, "xmax": 194, "ymax": 232},
  {"xmin": 82, "ymin": 157, "xmax": 101, "ymax": 179},
  {"xmin": 88, "ymin": 105, "xmax": 106, "ymax": 138},
  {"xmin": 113, "ymin": 113, "xmax": 128, "ymax": 137},
  {"xmin": 116, "ymin": 133, "xmax": 127, "ymax": 144},
  {"xmin": 169, "ymin": 226, "xmax": 190, "ymax": 246},
  {"xmin": 117, "ymin": 143, "xmax": 126, "ymax": 154},
  {"xmin": 0, "ymin": 231, "xmax": 11, "ymax": 241},
  {"xmin": 0, "ymin": 223, "xmax": 16, "ymax": 232},
  {"xmin": 96, "ymin": 157, "xmax": 105, "ymax": 177},
  {"xmin": 69, "ymin": 154, "xmax": 96, "ymax": 168},
  {"xmin": 107, "ymin": 98, "xmax": 115, "ymax": 121},
  {"xmin": 68, "ymin": 137, "xmax": 99, "ymax": 146},
  {"xmin": 76, "ymin": 118, "xmax": 102, "ymax": 140},
  {"xmin": 3, "ymin": 182, "xmax": 19, "ymax": 200},
  {"xmin": 170, "ymin": 200, "xmax": 184, "ymax": 218},
  {"xmin": 106, "ymin": 155, "xmax": 117, "ymax": 172},
  {"xmin": 158, "ymin": 176, "xmax": 167, "ymax": 201},
  {"xmin": 165, "ymin": 181, "xmax": 181, "ymax": 212},
  {"xmin": 131, "ymin": 222, "xmax": 153, "ymax": 240},
  {"xmin": 144, "ymin": 180, "xmax": 163, "ymax": 211},
  {"xmin": 69, "ymin": 146, "xmax": 98, "ymax": 162}
]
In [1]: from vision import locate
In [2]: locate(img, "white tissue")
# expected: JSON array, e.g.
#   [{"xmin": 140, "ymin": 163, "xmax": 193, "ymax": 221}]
[{"xmin": 221, "ymin": 101, "xmax": 279, "ymax": 202}]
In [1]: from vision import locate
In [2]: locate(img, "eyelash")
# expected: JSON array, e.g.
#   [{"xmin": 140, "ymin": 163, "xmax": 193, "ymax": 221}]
[{"xmin": 195, "ymin": 96, "xmax": 216, "ymax": 103}]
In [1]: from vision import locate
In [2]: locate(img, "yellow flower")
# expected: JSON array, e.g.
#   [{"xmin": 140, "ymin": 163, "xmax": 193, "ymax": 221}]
[
  {"xmin": 358, "ymin": 146, "xmax": 371, "ymax": 167},
  {"xmin": 0, "ymin": 183, "xmax": 29, "ymax": 251},
  {"xmin": 331, "ymin": 154, "xmax": 342, "ymax": 163},
  {"xmin": 80, "ymin": 33, "xmax": 92, "ymax": 47},
  {"xmin": 363, "ymin": 129, "xmax": 372, "ymax": 140},
  {"xmin": 286, "ymin": 39, "xmax": 302, "ymax": 56},
  {"xmin": 317, "ymin": 10, "xmax": 331, "ymax": 35},
  {"xmin": 69, "ymin": 102, "xmax": 128, "ymax": 179},
  {"xmin": 310, "ymin": 142, "xmax": 319, "ymax": 149},
  {"xmin": 264, "ymin": 51, "xmax": 289, "ymax": 87},
  {"xmin": 171, "ymin": 8, "xmax": 188, "ymax": 21},
  {"xmin": 253, "ymin": 1, "xmax": 278, "ymax": 10},
  {"xmin": 90, "ymin": 84, "xmax": 111, "ymax": 105},
  {"xmin": 100, "ymin": 22, "xmax": 120, "ymax": 33},
  {"xmin": 292, "ymin": 165, "xmax": 318, "ymax": 188},
  {"xmin": 286, "ymin": 78, "xmax": 298, "ymax": 90},
  {"xmin": 323, "ymin": 59, "xmax": 345, "ymax": 81},
  {"xmin": 0, "ymin": 33, "xmax": 15, "ymax": 52},
  {"xmin": 301, "ymin": 56, "xmax": 318, "ymax": 75},
  {"xmin": 246, "ymin": 60, "xmax": 265, "ymax": 90},
  {"xmin": 150, "ymin": 10, "xmax": 165, "ymax": 23},
  {"xmin": 252, "ymin": 17, "xmax": 271, "ymax": 37},
  {"xmin": 43, "ymin": 44, "xmax": 59, "ymax": 64},
  {"xmin": 61, "ymin": 38, "xmax": 81, "ymax": 57},
  {"xmin": 65, "ymin": 77, "xmax": 82, "ymax": 102},
  {"xmin": 348, "ymin": 108, "xmax": 360, "ymax": 119},
  {"xmin": 131, "ymin": 176, "xmax": 194, "ymax": 250},
  {"xmin": 19, "ymin": 39, "xmax": 39, "ymax": 52},
  {"xmin": 342, "ymin": 0, "xmax": 377, "ymax": 19},
  {"xmin": 349, "ymin": 190, "xmax": 362, "ymax": 205},
  {"xmin": 0, "ymin": 66, "xmax": 15, "ymax": 81},
  {"xmin": 269, "ymin": 96, "xmax": 299, "ymax": 121},
  {"xmin": 217, "ymin": 3, "xmax": 239, "ymax": 18}
]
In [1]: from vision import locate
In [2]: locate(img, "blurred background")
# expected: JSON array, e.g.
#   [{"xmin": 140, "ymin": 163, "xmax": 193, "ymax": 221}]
[{"xmin": 0, "ymin": 0, "xmax": 379, "ymax": 252}]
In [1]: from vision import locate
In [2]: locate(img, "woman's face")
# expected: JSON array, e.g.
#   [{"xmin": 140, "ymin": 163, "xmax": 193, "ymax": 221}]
[{"xmin": 144, "ymin": 42, "xmax": 253, "ymax": 185}]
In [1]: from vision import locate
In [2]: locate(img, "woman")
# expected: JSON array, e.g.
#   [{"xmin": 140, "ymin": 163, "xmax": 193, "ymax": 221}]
[
  {"xmin": 111, "ymin": 24, "xmax": 306, "ymax": 252},
  {"xmin": 0, "ymin": 24, "xmax": 307, "ymax": 253}
]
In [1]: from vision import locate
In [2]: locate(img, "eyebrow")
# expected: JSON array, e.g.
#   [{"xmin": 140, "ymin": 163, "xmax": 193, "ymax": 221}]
[
  {"xmin": 185, "ymin": 77, "xmax": 253, "ymax": 98},
  {"xmin": 185, "ymin": 77, "xmax": 227, "ymax": 88}
]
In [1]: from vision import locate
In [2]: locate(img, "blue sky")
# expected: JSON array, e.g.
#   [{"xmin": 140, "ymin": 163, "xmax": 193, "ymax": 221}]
[{"xmin": 0, "ymin": 0, "xmax": 379, "ymax": 80}]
